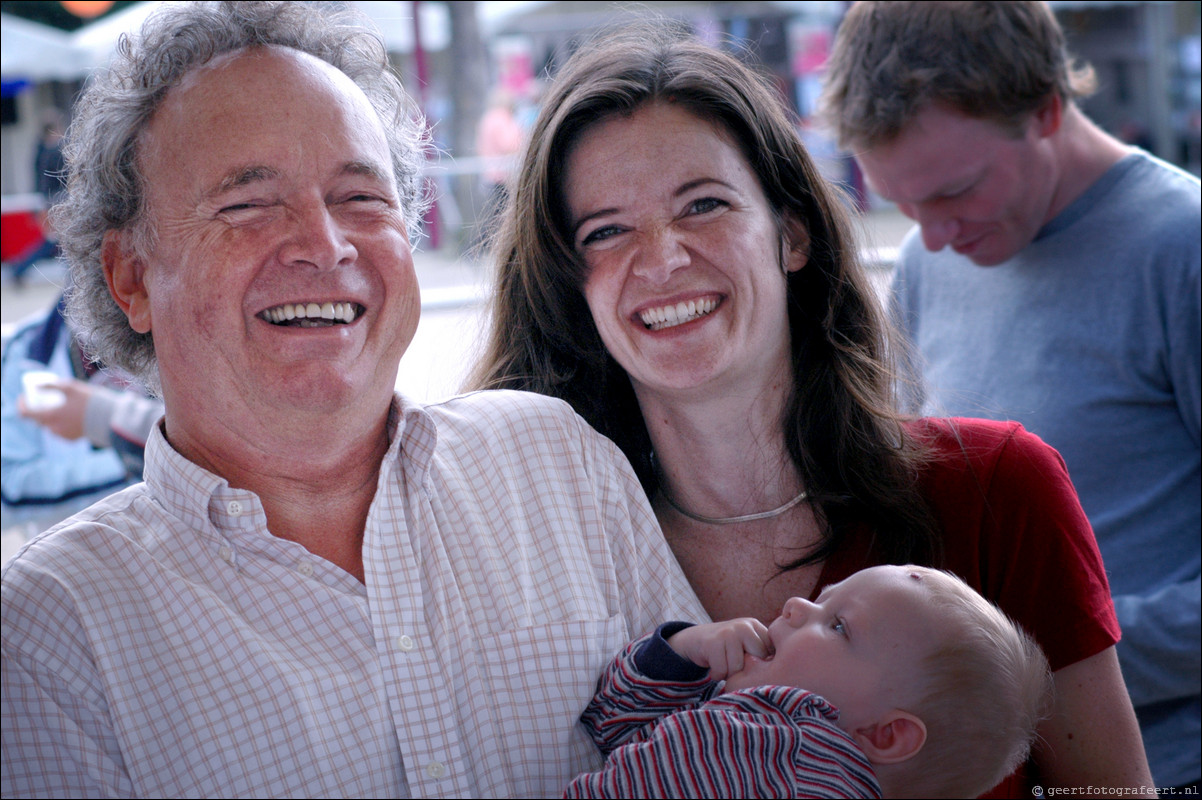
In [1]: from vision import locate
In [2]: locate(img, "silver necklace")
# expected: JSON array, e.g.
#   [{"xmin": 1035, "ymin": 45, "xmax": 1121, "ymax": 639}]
[{"xmin": 659, "ymin": 484, "xmax": 808, "ymax": 525}]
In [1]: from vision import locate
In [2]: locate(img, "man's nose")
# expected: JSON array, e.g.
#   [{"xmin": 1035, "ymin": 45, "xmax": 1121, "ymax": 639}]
[
  {"xmin": 280, "ymin": 201, "xmax": 357, "ymax": 270},
  {"xmin": 915, "ymin": 208, "xmax": 961, "ymax": 253},
  {"xmin": 631, "ymin": 226, "xmax": 690, "ymax": 284}
]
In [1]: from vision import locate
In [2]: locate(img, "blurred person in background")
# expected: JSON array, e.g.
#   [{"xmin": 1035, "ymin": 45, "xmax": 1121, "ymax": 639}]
[
  {"xmin": 2, "ymin": 289, "xmax": 160, "ymax": 511},
  {"xmin": 821, "ymin": 2, "xmax": 1200, "ymax": 790},
  {"xmin": 6, "ymin": 112, "xmax": 67, "ymax": 288},
  {"xmin": 475, "ymin": 87, "xmax": 524, "ymax": 245}
]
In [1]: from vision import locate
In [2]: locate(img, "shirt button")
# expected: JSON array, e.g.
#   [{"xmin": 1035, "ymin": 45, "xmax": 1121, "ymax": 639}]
[
  {"xmin": 226, "ymin": 500, "xmax": 243, "ymax": 516},
  {"xmin": 425, "ymin": 761, "xmax": 446, "ymax": 780},
  {"xmin": 395, "ymin": 634, "xmax": 416, "ymax": 651},
  {"xmin": 297, "ymin": 561, "xmax": 314, "ymax": 577},
  {"xmin": 219, "ymin": 546, "xmax": 233, "ymax": 563}
]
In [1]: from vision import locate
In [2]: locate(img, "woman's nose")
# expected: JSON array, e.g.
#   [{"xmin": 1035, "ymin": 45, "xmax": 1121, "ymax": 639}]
[{"xmin": 631, "ymin": 226, "xmax": 689, "ymax": 284}]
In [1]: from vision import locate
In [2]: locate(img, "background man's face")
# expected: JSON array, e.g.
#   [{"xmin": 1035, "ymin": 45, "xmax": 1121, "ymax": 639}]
[
  {"xmin": 856, "ymin": 104, "xmax": 1059, "ymax": 267},
  {"xmin": 123, "ymin": 46, "xmax": 419, "ymax": 459}
]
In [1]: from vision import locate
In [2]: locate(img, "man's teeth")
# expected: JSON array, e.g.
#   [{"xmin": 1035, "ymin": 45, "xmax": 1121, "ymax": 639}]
[
  {"xmin": 639, "ymin": 298, "xmax": 718, "ymax": 331},
  {"xmin": 262, "ymin": 302, "xmax": 359, "ymax": 326}
]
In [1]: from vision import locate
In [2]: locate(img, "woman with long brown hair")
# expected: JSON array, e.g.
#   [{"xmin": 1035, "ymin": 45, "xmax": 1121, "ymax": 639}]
[{"xmin": 470, "ymin": 22, "xmax": 1151, "ymax": 794}]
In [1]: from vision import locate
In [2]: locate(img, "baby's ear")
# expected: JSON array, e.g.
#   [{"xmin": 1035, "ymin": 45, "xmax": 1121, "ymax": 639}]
[{"xmin": 853, "ymin": 710, "xmax": 927, "ymax": 764}]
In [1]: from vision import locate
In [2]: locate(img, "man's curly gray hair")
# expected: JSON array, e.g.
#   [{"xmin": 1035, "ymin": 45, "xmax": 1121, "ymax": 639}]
[{"xmin": 53, "ymin": 0, "xmax": 430, "ymax": 392}]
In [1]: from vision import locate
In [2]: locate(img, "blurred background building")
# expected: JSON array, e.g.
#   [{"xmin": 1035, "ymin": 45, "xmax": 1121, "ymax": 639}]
[{"xmin": 3, "ymin": 0, "xmax": 1200, "ymax": 255}]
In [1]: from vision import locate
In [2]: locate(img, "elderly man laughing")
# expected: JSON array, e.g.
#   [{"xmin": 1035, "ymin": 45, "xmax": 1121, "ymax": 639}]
[{"xmin": 0, "ymin": 3, "xmax": 703, "ymax": 797}]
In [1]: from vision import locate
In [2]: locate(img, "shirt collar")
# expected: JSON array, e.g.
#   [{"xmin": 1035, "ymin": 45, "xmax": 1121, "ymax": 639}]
[{"xmin": 142, "ymin": 392, "xmax": 440, "ymax": 535}]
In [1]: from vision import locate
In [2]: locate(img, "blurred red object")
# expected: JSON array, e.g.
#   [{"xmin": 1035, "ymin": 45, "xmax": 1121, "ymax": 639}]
[{"xmin": 2, "ymin": 210, "xmax": 45, "ymax": 261}]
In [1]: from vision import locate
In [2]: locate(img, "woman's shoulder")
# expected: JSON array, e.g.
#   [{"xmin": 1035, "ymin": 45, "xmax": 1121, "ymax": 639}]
[
  {"xmin": 905, "ymin": 416, "xmax": 1071, "ymax": 500},
  {"xmin": 906, "ymin": 416, "xmax": 1056, "ymax": 461}
]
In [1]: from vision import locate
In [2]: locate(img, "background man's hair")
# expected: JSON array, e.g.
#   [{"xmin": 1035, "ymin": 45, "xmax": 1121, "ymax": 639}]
[{"xmin": 819, "ymin": 1, "xmax": 1097, "ymax": 150}]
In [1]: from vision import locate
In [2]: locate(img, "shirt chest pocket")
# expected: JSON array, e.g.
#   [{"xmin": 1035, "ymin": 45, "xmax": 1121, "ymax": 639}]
[{"xmin": 470, "ymin": 615, "xmax": 630, "ymax": 795}]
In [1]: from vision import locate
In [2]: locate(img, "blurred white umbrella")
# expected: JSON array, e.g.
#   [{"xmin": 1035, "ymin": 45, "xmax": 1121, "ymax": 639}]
[
  {"xmin": 69, "ymin": 1, "xmax": 169, "ymax": 71},
  {"xmin": 1, "ymin": 12, "xmax": 90, "ymax": 81}
]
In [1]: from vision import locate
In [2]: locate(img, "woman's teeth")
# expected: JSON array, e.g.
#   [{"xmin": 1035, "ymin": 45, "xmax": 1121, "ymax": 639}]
[{"xmin": 639, "ymin": 298, "xmax": 718, "ymax": 331}]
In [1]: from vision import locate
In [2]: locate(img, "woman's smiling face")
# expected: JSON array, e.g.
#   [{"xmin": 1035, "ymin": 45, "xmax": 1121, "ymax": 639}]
[{"xmin": 565, "ymin": 103, "xmax": 806, "ymax": 400}]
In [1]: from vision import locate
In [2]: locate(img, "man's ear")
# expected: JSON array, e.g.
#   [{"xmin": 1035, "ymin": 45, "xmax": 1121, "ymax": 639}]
[
  {"xmin": 102, "ymin": 230, "xmax": 153, "ymax": 334},
  {"xmin": 1033, "ymin": 92, "xmax": 1063, "ymax": 138},
  {"xmin": 781, "ymin": 214, "xmax": 810, "ymax": 274},
  {"xmin": 853, "ymin": 710, "xmax": 927, "ymax": 764}
]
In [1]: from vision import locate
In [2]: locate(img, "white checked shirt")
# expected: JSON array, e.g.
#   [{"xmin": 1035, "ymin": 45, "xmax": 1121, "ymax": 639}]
[{"xmin": 2, "ymin": 390, "xmax": 706, "ymax": 799}]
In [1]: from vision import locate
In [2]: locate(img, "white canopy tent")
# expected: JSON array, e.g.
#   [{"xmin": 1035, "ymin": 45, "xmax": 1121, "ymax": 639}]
[
  {"xmin": 1, "ymin": 13, "xmax": 90, "ymax": 82},
  {"xmin": 3, "ymin": 1, "xmax": 457, "ymax": 83}
]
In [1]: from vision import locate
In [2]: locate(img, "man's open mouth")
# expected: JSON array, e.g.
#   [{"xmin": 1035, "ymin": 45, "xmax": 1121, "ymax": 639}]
[{"xmin": 260, "ymin": 301, "xmax": 363, "ymax": 327}]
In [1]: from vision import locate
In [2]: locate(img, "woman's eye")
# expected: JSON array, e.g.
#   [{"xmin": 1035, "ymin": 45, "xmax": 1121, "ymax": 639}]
[
  {"xmin": 689, "ymin": 197, "xmax": 727, "ymax": 215},
  {"xmin": 580, "ymin": 225, "xmax": 623, "ymax": 246}
]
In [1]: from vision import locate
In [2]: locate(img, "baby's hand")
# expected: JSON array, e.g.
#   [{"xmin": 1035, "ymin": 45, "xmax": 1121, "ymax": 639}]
[{"xmin": 666, "ymin": 619, "xmax": 772, "ymax": 681}]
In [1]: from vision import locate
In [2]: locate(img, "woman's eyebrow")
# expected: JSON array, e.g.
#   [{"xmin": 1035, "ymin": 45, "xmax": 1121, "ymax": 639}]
[{"xmin": 673, "ymin": 177, "xmax": 736, "ymax": 197}]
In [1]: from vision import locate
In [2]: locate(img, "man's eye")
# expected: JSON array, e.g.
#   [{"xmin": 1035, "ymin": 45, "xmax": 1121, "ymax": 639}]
[{"xmin": 941, "ymin": 184, "xmax": 972, "ymax": 201}]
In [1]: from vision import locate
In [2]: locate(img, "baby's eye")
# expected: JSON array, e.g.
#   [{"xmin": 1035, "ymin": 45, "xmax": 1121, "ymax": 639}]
[{"xmin": 831, "ymin": 618, "xmax": 847, "ymax": 637}]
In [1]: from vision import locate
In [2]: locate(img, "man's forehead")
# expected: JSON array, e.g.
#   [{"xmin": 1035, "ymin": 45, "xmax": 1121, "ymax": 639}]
[
  {"xmin": 142, "ymin": 44, "xmax": 384, "ymax": 154},
  {"xmin": 136, "ymin": 43, "xmax": 395, "ymax": 209},
  {"xmin": 858, "ymin": 105, "xmax": 1014, "ymax": 201},
  {"xmin": 859, "ymin": 140, "xmax": 978, "ymax": 205},
  {"xmin": 171, "ymin": 45, "xmax": 359, "ymax": 106}
]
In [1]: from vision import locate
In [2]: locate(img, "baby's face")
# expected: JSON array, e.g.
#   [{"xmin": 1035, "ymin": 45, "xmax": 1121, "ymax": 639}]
[{"xmin": 723, "ymin": 566, "xmax": 937, "ymax": 731}]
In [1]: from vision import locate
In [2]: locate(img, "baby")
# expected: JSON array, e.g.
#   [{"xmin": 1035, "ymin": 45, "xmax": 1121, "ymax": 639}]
[{"xmin": 566, "ymin": 565, "xmax": 1052, "ymax": 799}]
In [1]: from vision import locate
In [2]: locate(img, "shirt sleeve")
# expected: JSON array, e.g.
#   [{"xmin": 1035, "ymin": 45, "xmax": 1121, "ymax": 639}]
[
  {"xmin": 1, "ymin": 339, "xmax": 128, "ymax": 505},
  {"xmin": 83, "ymin": 389, "xmax": 162, "ymax": 478},
  {"xmin": 579, "ymin": 626, "xmax": 716, "ymax": 757},
  {"xmin": 1112, "ymin": 244, "xmax": 1202, "ymax": 707},
  {"xmin": 566, "ymin": 687, "xmax": 880, "ymax": 799},
  {"xmin": 917, "ymin": 419, "xmax": 1120, "ymax": 671}
]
